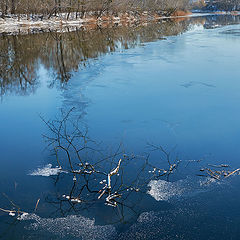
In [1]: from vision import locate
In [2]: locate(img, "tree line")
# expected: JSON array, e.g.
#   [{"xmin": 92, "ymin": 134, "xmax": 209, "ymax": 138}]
[
  {"xmin": 0, "ymin": 0, "xmax": 190, "ymax": 19},
  {"xmin": 1, "ymin": 0, "xmax": 239, "ymax": 19}
]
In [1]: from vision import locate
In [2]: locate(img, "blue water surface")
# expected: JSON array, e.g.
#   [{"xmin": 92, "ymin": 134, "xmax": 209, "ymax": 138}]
[{"xmin": 1, "ymin": 14, "xmax": 240, "ymax": 239}]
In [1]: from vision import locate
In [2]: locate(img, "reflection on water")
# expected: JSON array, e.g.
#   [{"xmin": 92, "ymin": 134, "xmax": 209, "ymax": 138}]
[
  {"xmin": 1, "ymin": 14, "xmax": 240, "ymax": 98},
  {"xmin": 204, "ymin": 14, "xmax": 240, "ymax": 29},
  {"xmin": 221, "ymin": 28, "xmax": 240, "ymax": 36},
  {"xmin": 0, "ymin": 19, "xmax": 190, "ymax": 97},
  {"xmin": 0, "ymin": 35, "xmax": 40, "ymax": 97}
]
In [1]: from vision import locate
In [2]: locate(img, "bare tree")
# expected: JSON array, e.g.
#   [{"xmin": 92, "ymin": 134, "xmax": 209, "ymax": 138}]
[{"xmin": 1, "ymin": 0, "xmax": 192, "ymax": 19}]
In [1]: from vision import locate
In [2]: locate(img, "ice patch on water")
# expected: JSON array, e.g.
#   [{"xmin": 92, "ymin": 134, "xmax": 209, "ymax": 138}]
[
  {"xmin": 137, "ymin": 211, "xmax": 159, "ymax": 223},
  {"xmin": 29, "ymin": 164, "xmax": 64, "ymax": 177},
  {"xmin": 147, "ymin": 179, "xmax": 187, "ymax": 201},
  {"xmin": 147, "ymin": 177, "xmax": 222, "ymax": 202},
  {"xmin": 199, "ymin": 177, "xmax": 219, "ymax": 186},
  {"xmin": 20, "ymin": 213, "xmax": 116, "ymax": 240},
  {"xmin": 118, "ymin": 210, "xmax": 189, "ymax": 240}
]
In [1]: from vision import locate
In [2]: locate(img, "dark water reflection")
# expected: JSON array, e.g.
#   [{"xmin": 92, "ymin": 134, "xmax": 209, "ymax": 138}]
[
  {"xmin": 0, "ymin": 17, "xmax": 207, "ymax": 97},
  {"xmin": 1, "ymin": 14, "xmax": 240, "ymax": 239}
]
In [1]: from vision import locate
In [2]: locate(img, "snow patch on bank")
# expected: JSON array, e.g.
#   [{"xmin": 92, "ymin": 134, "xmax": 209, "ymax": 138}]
[
  {"xmin": 0, "ymin": 17, "xmax": 85, "ymax": 35},
  {"xmin": 1, "ymin": 12, "xmax": 237, "ymax": 35}
]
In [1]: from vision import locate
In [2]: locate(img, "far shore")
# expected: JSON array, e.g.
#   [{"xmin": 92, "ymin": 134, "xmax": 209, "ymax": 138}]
[{"xmin": 0, "ymin": 10, "xmax": 239, "ymax": 35}]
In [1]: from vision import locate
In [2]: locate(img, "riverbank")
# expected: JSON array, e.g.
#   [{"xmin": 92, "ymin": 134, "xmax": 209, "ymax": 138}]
[
  {"xmin": 0, "ymin": 11, "xmax": 239, "ymax": 35},
  {"xmin": 0, "ymin": 10, "xmax": 190, "ymax": 35}
]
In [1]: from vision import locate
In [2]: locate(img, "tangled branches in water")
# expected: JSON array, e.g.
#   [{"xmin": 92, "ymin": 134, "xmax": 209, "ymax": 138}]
[
  {"xmin": 198, "ymin": 164, "xmax": 240, "ymax": 181},
  {"xmin": 39, "ymin": 108, "xmax": 182, "ymax": 213},
  {"xmin": 1, "ymin": 108, "xmax": 240, "ymax": 222}
]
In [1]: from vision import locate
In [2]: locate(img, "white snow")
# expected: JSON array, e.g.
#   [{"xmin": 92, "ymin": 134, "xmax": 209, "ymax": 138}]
[
  {"xmin": 0, "ymin": 16, "xmax": 85, "ymax": 35},
  {"xmin": 8, "ymin": 211, "xmax": 16, "ymax": 216},
  {"xmin": 29, "ymin": 164, "xmax": 64, "ymax": 177},
  {"xmin": 17, "ymin": 212, "xmax": 29, "ymax": 220}
]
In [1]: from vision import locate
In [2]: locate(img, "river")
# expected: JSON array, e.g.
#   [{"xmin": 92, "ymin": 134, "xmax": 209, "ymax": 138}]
[{"xmin": 0, "ymin": 14, "xmax": 240, "ymax": 239}]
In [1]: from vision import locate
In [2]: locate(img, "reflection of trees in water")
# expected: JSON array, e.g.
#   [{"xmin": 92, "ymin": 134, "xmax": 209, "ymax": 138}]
[
  {"xmin": 0, "ymin": 19, "xmax": 191, "ymax": 97},
  {"xmin": 204, "ymin": 14, "xmax": 240, "ymax": 29},
  {"xmin": 1, "ymin": 15, "xmax": 239, "ymax": 98},
  {"xmin": 0, "ymin": 34, "xmax": 40, "ymax": 98}
]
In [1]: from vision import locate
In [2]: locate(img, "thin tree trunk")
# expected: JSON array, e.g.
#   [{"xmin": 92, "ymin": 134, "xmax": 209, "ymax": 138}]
[{"xmin": 11, "ymin": 0, "xmax": 15, "ymax": 14}]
